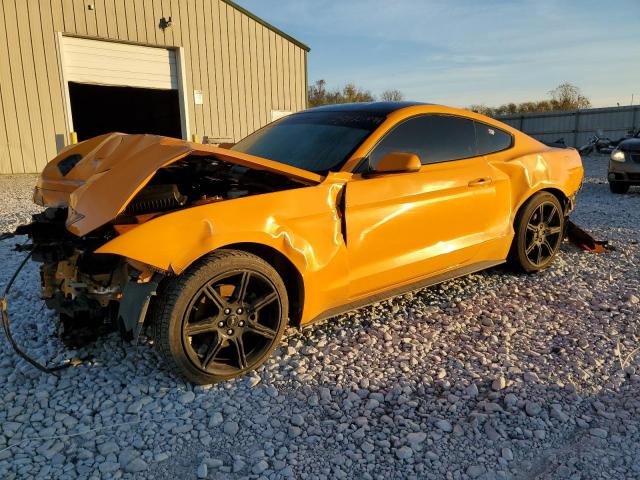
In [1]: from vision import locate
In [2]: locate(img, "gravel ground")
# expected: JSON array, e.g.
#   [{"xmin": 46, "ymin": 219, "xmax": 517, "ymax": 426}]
[{"xmin": 0, "ymin": 158, "xmax": 639, "ymax": 480}]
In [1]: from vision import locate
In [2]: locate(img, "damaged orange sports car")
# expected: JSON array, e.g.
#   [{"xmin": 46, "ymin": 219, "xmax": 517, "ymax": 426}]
[{"xmin": 11, "ymin": 102, "xmax": 583, "ymax": 384}]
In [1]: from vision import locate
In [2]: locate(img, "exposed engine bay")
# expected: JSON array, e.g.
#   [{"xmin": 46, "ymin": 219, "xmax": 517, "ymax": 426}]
[
  {"xmin": 121, "ymin": 155, "xmax": 304, "ymax": 218},
  {"xmin": 14, "ymin": 156, "xmax": 305, "ymax": 346}
]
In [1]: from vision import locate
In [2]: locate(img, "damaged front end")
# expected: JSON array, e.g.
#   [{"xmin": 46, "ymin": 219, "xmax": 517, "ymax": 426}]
[
  {"xmin": 9, "ymin": 133, "xmax": 321, "ymax": 353},
  {"xmin": 16, "ymin": 207, "xmax": 162, "ymax": 345}
]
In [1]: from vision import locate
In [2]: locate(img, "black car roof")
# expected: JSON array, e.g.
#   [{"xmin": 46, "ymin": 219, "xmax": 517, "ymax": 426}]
[{"xmin": 304, "ymin": 101, "xmax": 430, "ymax": 115}]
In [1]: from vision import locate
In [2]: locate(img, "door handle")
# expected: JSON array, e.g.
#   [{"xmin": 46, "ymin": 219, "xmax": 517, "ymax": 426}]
[{"xmin": 468, "ymin": 177, "xmax": 492, "ymax": 187}]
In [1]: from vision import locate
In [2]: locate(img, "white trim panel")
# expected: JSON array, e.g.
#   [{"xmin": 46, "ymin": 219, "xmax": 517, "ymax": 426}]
[{"xmin": 61, "ymin": 36, "xmax": 178, "ymax": 90}]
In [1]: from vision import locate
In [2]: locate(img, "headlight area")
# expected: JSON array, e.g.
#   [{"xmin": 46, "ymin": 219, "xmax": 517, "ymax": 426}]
[
  {"xmin": 611, "ymin": 149, "xmax": 626, "ymax": 162},
  {"xmin": 15, "ymin": 207, "xmax": 166, "ymax": 347},
  {"xmin": 39, "ymin": 250, "xmax": 165, "ymax": 345}
]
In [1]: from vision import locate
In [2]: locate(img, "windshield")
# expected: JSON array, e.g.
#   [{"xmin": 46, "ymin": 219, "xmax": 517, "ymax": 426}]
[{"xmin": 231, "ymin": 111, "xmax": 386, "ymax": 174}]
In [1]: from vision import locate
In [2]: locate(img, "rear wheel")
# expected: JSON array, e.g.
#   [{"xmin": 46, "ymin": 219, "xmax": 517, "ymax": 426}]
[
  {"xmin": 509, "ymin": 192, "xmax": 564, "ymax": 273},
  {"xmin": 609, "ymin": 181, "xmax": 630, "ymax": 194},
  {"xmin": 152, "ymin": 250, "xmax": 288, "ymax": 384}
]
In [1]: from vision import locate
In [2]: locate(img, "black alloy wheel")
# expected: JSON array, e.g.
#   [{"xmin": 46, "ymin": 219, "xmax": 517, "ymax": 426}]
[
  {"xmin": 182, "ymin": 270, "xmax": 282, "ymax": 375},
  {"xmin": 509, "ymin": 192, "xmax": 565, "ymax": 273},
  {"xmin": 152, "ymin": 250, "xmax": 288, "ymax": 384}
]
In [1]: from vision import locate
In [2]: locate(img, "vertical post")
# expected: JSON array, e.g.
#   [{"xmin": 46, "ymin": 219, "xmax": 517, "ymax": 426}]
[
  {"xmin": 55, "ymin": 33, "xmax": 74, "ymax": 142},
  {"xmin": 176, "ymin": 47, "xmax": 191, "ymax": 141},
  {"xmin": 573, "ymin": 110, "xmax": 580, "ymax": 148}
]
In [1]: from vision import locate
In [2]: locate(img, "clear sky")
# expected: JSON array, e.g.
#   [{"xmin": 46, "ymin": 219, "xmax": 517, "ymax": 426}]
[{"xmin": 235, "ymin": 0, "xmax": 640, "ymax": 108}]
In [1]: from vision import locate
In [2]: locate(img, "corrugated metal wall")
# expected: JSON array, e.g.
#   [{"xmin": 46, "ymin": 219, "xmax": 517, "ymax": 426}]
[
  {"xmin": 499, "ymin": 106, "xmax": 640, "ymax": 148},
  {"xmin": 0, "ymin": 0, "xmax": 308, "ymax": 174}
]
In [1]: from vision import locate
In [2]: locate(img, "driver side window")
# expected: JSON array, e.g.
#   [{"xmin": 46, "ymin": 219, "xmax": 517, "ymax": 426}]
[{"xmin": 369, "ymin": 115, "xmax": 477, "ymax": 167}]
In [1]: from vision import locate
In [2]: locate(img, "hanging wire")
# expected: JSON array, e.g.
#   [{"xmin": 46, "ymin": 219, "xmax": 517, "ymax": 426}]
[{"xmin": 2, "ymin": 250, "xmax": 87, "ymax": 374}]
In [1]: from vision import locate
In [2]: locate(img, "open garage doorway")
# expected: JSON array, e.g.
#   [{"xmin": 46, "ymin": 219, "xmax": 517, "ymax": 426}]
[{"xmin": 68, "ymin": 82, "xmax": 182, "ymax": 141}]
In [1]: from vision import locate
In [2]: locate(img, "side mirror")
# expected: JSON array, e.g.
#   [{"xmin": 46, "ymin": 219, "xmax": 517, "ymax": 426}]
[{"xmin": 369, "ymin": 152, "xmax": 421, "ymax": 175}]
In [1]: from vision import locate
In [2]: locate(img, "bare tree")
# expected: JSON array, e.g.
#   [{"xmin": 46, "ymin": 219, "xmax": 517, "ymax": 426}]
[
  {"xmin": 341, "ymin": 83, "xmax": 375, "ymax": 103},
  {"xmin": 381, "ymin": 89, "xmax": 404, "ymax": 102},
  {"xmin": 469, "ymin": 104, "xmax": 493, "ymax": 116},
  {"xmin": 308, "ymin": 79, "xmax": 374, "ymax": 107},
  {"xmin": 308, "ymin": 79, "xmax": 329, "ymax": 108},
  {"xmin": 548, "ymin": 83, "xmax": 591, "ymax": 110}
]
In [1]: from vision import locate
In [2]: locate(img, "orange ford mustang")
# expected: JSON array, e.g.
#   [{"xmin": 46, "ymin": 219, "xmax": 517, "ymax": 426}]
[{"xmin": 16, "ymin": 102, "xmax": 583, "ymax": 384}]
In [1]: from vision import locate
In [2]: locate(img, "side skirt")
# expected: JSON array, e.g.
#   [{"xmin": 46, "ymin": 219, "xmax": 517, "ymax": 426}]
[{"xmin": 302, "ymin": 259, "xmax": 505, "ymax": 328}]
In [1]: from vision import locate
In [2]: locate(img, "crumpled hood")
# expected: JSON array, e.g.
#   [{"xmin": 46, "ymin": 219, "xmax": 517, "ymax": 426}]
[{"xmin": 36, "ymin": 133, "xmax": 323, "ymax": 236}]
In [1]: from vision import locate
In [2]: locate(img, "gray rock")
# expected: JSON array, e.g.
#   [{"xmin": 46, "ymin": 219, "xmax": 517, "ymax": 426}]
[
  {"xmin": 98, "ymin": 461, "xmax": 120, "ymax": 474},
  {"xmin": 395, "ymin": 446, "xmax": 413, "ymax": 459},
  {"xmin": 590, "ymin": 428, "xmax": 608, "ymax": 439},
  {"xmin": 223, "ymin": 421, "xmax": 239, "ymax": 436},
  {"xmin": 365, "ymin": 398, "xmax": 379, "ymax": 410},
  {"xmin": 290, "ymin": 414, "xmax": 304, "ymax": 426},
  {"xmin": 127, "ymin": 400, "xmax": 143, "ymax": 414},
  {"xmin": 504, "ymin": 394, "xmax": 518, "ymax": 407},
  {"xmin": 172, "ymin": 423, "xmax": 193, "ymax": 434},
  {"xmin": 319, "ymin": 387, "xmax": 332, "ymax": 402},
  {"xmin": 434, "ymin": 419, "xmax": 453, "ymax": 432},
  {"xmin": 41, "ymin": 441, "xmax": 64, "ymax": 460},
  {"xmin": 485, "ymin": 402, "xmax": 503, "ymax": 412},
  {"xmin": 154, "ymin": 452, "xmax": 170, "ymax": 462},
  {"xmin": 467, "ymin": 383, "xmax": 479, "ymax": 397},
  {"xmin": 118, "ymin": 449, "xmax": 139, "ymax": 468},
  {"xmin": 209, "ymin": 412, "xmax": 224, "ymax": 427},
  {"xmin": 550, "ymin": 404, "xmax": 569, "ymax": 422},
  {"xmin": 197, "ymin": 462, "xmax": 208, "ymax": 478},
  {"xmin": 180, "ymin": 391, "xmax": 196, "ymax": 404},
  {"xmin": 252, "ymin": 460, "xmax": 269, "ymax": 474},
  {"xmin": 205, "ymin": 458, "xmax": 224, "ymax": 468},
  {"xmin": 467, "ymin": 465, "xmax": 487, "ymax": 478},
  {"xmin": 125, "ymin": 458, "xmax": 148, "ymax": 473},
  {"xmin": 501, "ymin": 447, "xmax": 514, "ymax": 461},
  {"xmin": 407, "ymin": 432, "xmax": 427, "ymax": 445},
  {"xmin": 97, "ymin": 441, "xmax": 119, "ymax": 456},
  {"xmin": 525, "ymin": 401, "xmax": 542, "ymax": 417},
  {"xmin": 233, "ymin": 459, "xmax": 246, "ymax": 472}
]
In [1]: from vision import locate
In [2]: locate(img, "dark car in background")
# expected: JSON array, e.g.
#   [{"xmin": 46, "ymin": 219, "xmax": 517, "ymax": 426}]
[{"xmin": 608, "ymin": 130, "xmax": 640, "ymax": 193}]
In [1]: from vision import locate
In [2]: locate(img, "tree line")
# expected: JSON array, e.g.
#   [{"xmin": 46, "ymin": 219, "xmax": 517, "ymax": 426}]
[
  {"xmin": 308, "ymin": 79, "xmax": 404, "ymax": 107},
  {"xmin": 307, "ymin": 80, "xmax": 591, "ymax": 117},
  {"xmin": 469, "ymin": 83, "xmax": 591, "ymax": 116}
]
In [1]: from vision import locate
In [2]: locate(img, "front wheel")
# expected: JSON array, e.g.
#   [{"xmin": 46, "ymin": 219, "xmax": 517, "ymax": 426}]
[
  {"xmin": 509, "ymin": 192, "xmax": 565, "ymax": 273},
  {"xmin": 151, "ymin": 250, "xmax": 288, "ymax": 384},
  {"xmin": 609, "ymin": 181, "xmax": 630, "ymax": 194}
]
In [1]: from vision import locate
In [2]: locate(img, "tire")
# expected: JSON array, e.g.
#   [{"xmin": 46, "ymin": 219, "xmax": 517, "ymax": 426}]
[
  {"xmin": 151, "ymin": 249, "xmax": 289, "ymax": 384},
  {"xmin": 609, "ymin": 181, "xmax": 629, "ymax": 194},
  {"xmin": 508, "ymin": 192, "xmax": 565, "ymax": 273}
]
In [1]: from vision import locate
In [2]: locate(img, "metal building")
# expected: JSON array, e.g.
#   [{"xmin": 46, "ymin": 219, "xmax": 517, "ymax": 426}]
[{"xmin": 0, "ymin": 0, "xmax": 310, "ymax": 174}]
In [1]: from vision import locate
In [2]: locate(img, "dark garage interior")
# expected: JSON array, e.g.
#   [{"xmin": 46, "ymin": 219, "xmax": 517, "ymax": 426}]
[{"xmin": 68, "ymin": 82, "xmax": 183, "ymax": 141}]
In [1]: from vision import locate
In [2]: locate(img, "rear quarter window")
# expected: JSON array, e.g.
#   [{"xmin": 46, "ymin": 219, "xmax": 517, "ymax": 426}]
[{"xmin": 475, "ymin": 122, "xmax": 513, "ymax": 155}]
